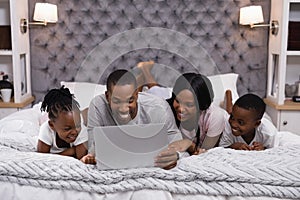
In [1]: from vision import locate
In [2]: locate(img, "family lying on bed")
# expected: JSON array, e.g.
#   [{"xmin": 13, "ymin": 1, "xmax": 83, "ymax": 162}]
[{"xmin": 36, "ymin": 61, "xmax": 278, "ymax": 170}]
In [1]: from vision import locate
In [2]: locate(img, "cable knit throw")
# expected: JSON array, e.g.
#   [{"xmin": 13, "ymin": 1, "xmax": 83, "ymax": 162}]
[{"xmin": 0, "ymin": 144, "xmax": 299, "ymax": 198}]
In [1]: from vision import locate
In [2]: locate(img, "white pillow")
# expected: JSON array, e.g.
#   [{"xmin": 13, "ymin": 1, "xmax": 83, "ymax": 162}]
[
  {"xmin": 60, "ymin": 81, "xmax": 106, "ymax": 110},
  {"xmin": 207, "ymin": 73, "xmax": 239, "ymax": 107},
  {"xmin": 61, "ymin": 73, "xmax": 239, "ymax": 110}
]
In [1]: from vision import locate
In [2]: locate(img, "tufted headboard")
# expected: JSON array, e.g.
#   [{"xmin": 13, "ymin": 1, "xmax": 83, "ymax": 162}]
[{"xmin": 28, "ymin": 0, "xmax": 270, "ymax": 102}]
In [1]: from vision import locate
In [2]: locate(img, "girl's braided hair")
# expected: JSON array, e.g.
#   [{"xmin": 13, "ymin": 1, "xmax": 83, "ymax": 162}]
[{"xmin": 41, "ymin": 86, "xmax": 80, "ymax": 120}]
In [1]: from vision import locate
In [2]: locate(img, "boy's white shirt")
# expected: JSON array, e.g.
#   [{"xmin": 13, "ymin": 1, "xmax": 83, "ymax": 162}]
[{"xmin": 219, "ymin": 117, "xmax": 279, "ymax": 148}]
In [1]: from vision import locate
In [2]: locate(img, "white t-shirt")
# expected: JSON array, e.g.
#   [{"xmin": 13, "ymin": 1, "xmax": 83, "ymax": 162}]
[
  {"xmin": 219, "ymin": 117, "xmax": 279, "ymax": 148},
  {"xmin": 38, "ymin": 119, "xmax": 88, "ymax": 154}
]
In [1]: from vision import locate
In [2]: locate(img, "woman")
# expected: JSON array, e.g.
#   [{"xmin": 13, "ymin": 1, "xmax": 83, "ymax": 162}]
[{"xmin": 137, "ymin": 61, "xmax": 227, "ymax": 154}]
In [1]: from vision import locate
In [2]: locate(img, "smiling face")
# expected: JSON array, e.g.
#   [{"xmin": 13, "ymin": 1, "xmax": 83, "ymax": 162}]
[
  {"xmin": 49, "ymin": 110, "xmax": 82, "ymax": 143},
  {"xmin": 229, "ymin": 105, "xmax": 261, "ymax": 137},
  {"xmin": 106, "ymin": 84, "xmax": 138, "ymax": 125},
  {"xmin": 173, "ymin": 89, "xmax": 197, "ymax": 124}
]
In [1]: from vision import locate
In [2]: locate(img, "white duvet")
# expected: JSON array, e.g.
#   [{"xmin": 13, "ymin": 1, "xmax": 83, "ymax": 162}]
[{"xmin": 0, "ymin": 104, "xmax": 299, "ymax": 200}]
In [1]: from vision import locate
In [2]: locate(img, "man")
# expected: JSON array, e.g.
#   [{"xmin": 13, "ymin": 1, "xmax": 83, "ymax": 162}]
[{"xmin": 81, "ymin": 69, "xmax": 183, "ymax": 169}]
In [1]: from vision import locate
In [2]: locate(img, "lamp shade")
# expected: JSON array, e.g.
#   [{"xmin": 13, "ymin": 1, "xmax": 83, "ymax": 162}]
[
  {"xmin": 239, "ymin": 5, "xmax": 264, "ymax": 25},
  {"xmin": 33, "ymin": 3, "xmax": 58, "ymax": 23}
]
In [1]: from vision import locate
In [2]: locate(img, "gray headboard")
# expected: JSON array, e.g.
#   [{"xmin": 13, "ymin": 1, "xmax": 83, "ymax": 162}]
[{"xmin": 28, "ymin": 0, "xmax": 270, "ymax": 102}]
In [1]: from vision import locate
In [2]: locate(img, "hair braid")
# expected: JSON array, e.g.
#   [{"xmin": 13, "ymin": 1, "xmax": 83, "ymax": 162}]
[{"xmin": 41, "ymin": 86, "xmax": 80, "ymax": 120}]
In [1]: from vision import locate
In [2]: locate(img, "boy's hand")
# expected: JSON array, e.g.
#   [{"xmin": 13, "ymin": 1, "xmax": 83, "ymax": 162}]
[
  {"xmin": 251, "ymin": 142, "xmax": 265, "ymax": 151},
  {"xmin": 80, "ymin": 154, "xmax": 96, "ymax": 164},
  {"xmin": 230, "ymin": 142, "xmax": 252, "ymax": 150}
]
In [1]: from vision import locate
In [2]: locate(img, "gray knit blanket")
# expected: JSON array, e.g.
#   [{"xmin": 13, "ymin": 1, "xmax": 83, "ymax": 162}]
[{"xmin": 0, "ymin": 141, "xmax": 299, "ymax": 199}]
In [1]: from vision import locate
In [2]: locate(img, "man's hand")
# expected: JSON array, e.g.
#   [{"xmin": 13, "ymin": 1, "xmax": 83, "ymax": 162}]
[
  {"xmin": 80, "ymin": 154, "xmax": 96, "ymax": 164},
  {"xmin": 154, "ymin": 147, "xmax": 178, "ymax": 170}
]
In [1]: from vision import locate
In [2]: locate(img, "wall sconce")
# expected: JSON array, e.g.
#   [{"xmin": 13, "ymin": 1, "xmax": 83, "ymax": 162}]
[
  {"xmin": 239, "ymin": 5, "xmax": 279, "ymax": 35},
  {"xmin": 20, "ymin": 3, "xmax": 58, "ymax": 34}
]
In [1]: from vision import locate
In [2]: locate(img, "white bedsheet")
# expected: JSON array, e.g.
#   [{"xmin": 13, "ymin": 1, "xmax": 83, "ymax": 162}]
[{"xmin": 0, "ymin": 181, "xmax": 294, "ymax": 200}]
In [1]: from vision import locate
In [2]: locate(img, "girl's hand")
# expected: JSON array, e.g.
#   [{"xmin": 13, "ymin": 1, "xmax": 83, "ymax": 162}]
[
  {"xmin": 37, "ymin": 140, "xmax": 51, "ymax": 153},
  {"xmin": 80, "ymin": 154, "xmax": 96, "ymax": 164},
  {"xmin": 75, "ymin": 142, "xmax": 88, "ymax": 159},
  {"xmin": 58, "ymin": 147, "xmax": 76, "ymax": 157}
]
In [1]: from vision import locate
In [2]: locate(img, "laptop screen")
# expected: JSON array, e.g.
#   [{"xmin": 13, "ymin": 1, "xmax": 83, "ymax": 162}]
[{"xmin": 93, "ymin": 123, "xmax": 168, "ymax": 170}]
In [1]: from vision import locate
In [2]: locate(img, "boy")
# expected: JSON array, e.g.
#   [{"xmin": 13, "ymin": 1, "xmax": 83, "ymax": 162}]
[
  {"xmin": 219, "ymin": 93, "xmax": 278, "ymax": 150},
  {"xmin": 81, "ymin": 69, "xmax": 183, "ymax": 169}
]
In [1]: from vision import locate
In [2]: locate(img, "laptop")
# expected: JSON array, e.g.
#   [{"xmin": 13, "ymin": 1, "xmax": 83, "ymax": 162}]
[{"xmin": 93, "ymin": 123, "xmax": 169, "ymax": 170}]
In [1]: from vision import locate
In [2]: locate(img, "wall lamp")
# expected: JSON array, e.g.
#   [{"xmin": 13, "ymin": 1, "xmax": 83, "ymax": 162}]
[
  {"xmin": 239, "ymin": 5, "xmax": 279, "ymax": 35},
  {"xmin": 20, "ymin": 3, "xmax": 58, "ymax": 34}
]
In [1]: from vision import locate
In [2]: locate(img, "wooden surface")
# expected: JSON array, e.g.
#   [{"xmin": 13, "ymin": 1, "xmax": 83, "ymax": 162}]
[
  {"xmin": 0, "ymin": 96, "xmax": 35, "ymax": 108},
  {"xmin": 264, "ymin": 98, "xmax": 300, "ymax": 110}
]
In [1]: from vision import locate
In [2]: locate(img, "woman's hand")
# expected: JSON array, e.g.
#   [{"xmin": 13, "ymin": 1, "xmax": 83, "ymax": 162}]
[
  {"xmin": 169, "ymin": 139, "xmax": 207, "ymax": 155},
  {"xmin": 191, "ymin": 147, "xmax": 207, "ymax": 155},
  {"xmin": 168, "ymin": 139, "xmax": 193, "ymax": 152}
]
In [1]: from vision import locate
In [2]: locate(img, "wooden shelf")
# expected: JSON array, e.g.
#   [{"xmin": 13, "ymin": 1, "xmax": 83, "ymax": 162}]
[
  {"xmin": 264, "ymin": 98, "xmax": 300, "ymax": 110},
  {"xmin": 0, "ymin": 96, "xmax": 34, "ymax": 108},
  {"xmin": 0, "ymin": 50, "xmax": 12, "ymax": 55},
  {"xmin": 287, "ymin": 51, "xmax": 300, "ymax": 56}
]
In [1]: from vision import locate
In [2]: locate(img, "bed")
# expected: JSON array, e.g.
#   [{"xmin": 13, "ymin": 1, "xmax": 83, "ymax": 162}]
[{"xmin": 0, "ymin": 73, "xmax": 300, "ymax": 200}]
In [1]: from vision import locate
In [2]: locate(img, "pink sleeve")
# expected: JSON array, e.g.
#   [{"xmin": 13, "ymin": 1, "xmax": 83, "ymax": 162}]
[{"xmin": 199, "ymin": 105, "xmax": 228, "ymax": 138}]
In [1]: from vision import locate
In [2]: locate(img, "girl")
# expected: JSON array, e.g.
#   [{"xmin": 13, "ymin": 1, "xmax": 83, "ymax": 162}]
[
  {"xmin": 37, "ymin": 86, "xmax": 88, "ymax": 159},
  {"xmin": 137, "ymin": 61, "xmax": 227, "ymax": 154}
]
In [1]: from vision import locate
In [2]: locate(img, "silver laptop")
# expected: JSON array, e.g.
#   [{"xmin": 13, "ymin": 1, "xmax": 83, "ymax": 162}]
[{"xmin": 93, "ymin": 123, "xmax": 168, "ymax": 170}]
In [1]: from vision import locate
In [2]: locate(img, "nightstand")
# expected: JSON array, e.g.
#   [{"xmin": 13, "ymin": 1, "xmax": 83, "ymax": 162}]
[
  {"xmin": 264, "ymin": 98, "xmax": 300, "ymax": 135},
  {"xmin": 0, "ymin": 96, "xmax": 34, "ymax": 119}
]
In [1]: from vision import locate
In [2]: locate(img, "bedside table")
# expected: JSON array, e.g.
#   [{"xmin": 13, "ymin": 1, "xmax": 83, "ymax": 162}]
[
  {"xmin": 264, "ymin": 98, "xmax": 300, "ymax": 135},
  {"xmin": 0, "ymin": 96, "xmax": 35, "ymax": 120}
]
